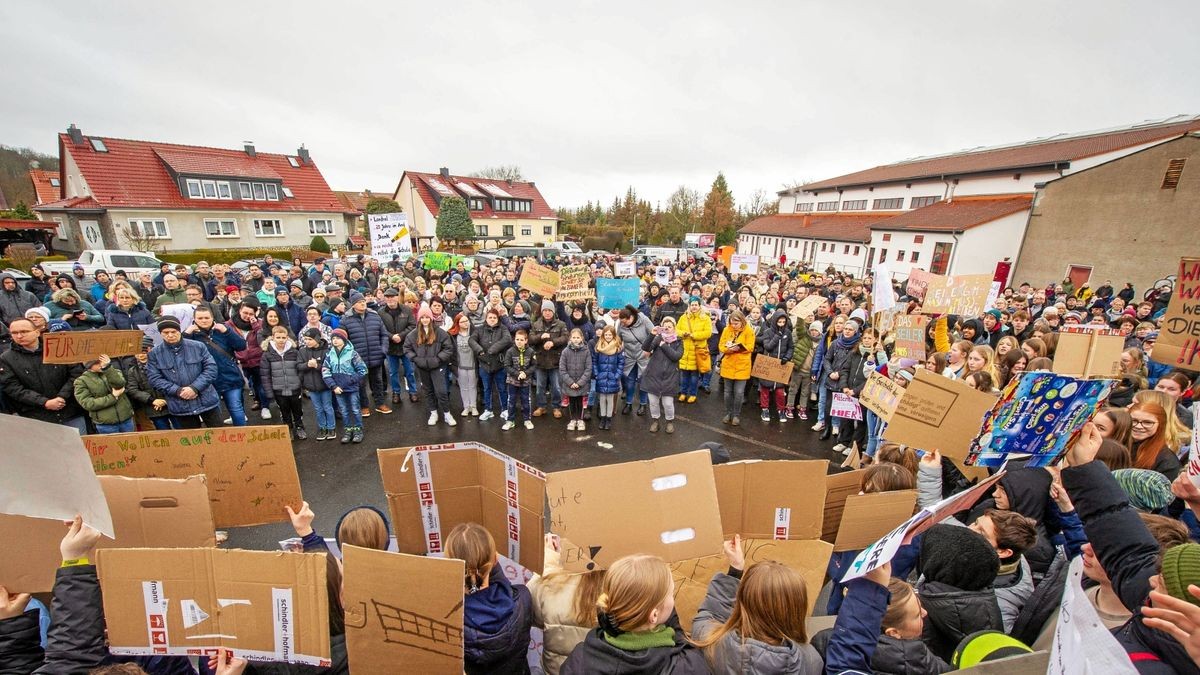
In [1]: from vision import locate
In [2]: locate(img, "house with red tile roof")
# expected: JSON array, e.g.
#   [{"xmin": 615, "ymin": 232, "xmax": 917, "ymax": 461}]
[
  {"xmin": 740, "ymin": 115, "xmax": 1200, "ymax": 278},
  {"xmin": 392, "ymin": 168, "xmax": 558, "ymax": 248},
  {"xmin": 28, "ymin": 167, "xmax": 62, "ymax": 206},
  {"xmin": 34, "ymin": 124, "xmax": 358, "ymax": 254}
]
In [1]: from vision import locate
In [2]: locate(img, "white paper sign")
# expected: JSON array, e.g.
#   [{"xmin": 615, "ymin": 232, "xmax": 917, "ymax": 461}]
[
  {"xmin": 655, "ymin": 266, "xmax": 671, "ymax": 285},
  {"xmin": 872, "ymin": 263, "xmax": 896, "ymax": 314},
  {"xmin": 368, "ymin": 212, "xmax": 414, "ymax": 261},
  {"xmin": 730, "ymin": 254, "xmax": 760, "ymax": 275},
  {"xmin": 1048, "ymin": 556, "xmax": 1138, "ymax": 674},
  {"xmin": 1188, "ymin": 402, "xmax": 1200, "ymax": 489},
  {"xmin": 614, "ymin": 261, "xmax": 636, "ymax": 277},
  {"xmin": 830, "ymin": 393, "xmax": 863, "ymax": 421},
  {"xmin": 159, "ymin": 303, "xmax": 194, "ymax": 333}
]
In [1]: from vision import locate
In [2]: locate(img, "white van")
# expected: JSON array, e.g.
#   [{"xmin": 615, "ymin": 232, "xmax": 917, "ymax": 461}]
[{"xmin": 546, "ymin": 241, "xmax": 583, "ymax": 254}]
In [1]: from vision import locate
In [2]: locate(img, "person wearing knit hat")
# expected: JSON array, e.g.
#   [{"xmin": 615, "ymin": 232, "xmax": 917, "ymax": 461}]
[
  {"xmin": 849, "ymin": 307, "xmax": 869, "ymax": 325},
  {"xmin": 808, "ymin": 320, "xmax": 823, "ymax": 334},
  {"xmin": 325, "ymin": 327, "xmax": 367, "ymax": 444},
  {"xmin": 157, "ymin": 316, "xmax": 182, "ymax": 333},
  {"xmin": 951, "ymin": 630, "xmax": 1032, "ymax": 668},
  {"xmin": 1162, "ymin": 544, "xmax": 1200, "ymax": 609},
  {"xmin": 540, "ymin": 298, "xmax": 555, "ymax": 314},
  {"xmin": 918, "ymin": 524, "xmax": 1003, "ymax": 661},
  {"xmin": 1112, "ymin": 469, "xmax": 1175, "ymax": 512},
  {"xmin": 349, "ymin": 291, "xmax": 365, "ymax": 306},
  {"xmin": 531, "ymin": 297, "xmax": 569, "ymax": 418}
]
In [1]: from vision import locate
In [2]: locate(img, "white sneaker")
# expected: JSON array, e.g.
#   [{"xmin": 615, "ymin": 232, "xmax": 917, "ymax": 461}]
[
  {"xmin": 479, "ymin": 410, "xmax": 494, "ymax": 421},
  {"xmin": 842, "ymin": 445, "xmax": 854, "ymax": 456},
  {"xmin": 500, "ymin": 409, "xmax": 510, "ymax": 420},
  {"xmin": 502, "ymin": 420, "xmax": 515, "ymax": 430},
  {"xmin": 567, "ymin": 420, "xmax": 577, "ymax": 431},
  {"xmin": 469, "ymin": 407, "xmax": 479, "ymax": 416},
  {"xmin": 261, "ymin": 408, "xmax": 272, "ymax": 420},
  {"xmin": 832, "ymin": 443, "xmax": 847, "ymax": 452},
  {"xmin": 524, "ymin": 420, "xmax": 534, "ymax": 430},
  {"xmin": 223, "ymin": 417, "xmax": 232, "ymax": 425},
  {"xmin": 811, "ymin": 421, "xmax": 825, "ymax": 432},
  {"xmin": 427, "ymin": 411, "xmax": 438, "ymax": 426},
  {"xmin": 444, "ymin": 413, "xmax": 457, "ymax": 427},
  {"xmin": 578, "ymin": 421, "xmax": 586, "ymax": 432}
]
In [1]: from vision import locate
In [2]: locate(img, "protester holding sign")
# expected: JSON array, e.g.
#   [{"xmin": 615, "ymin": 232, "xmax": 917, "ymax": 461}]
[
  {"xmin": 754, "ymin": 309, "xmax": 795, "ymax": 423},
  {"xmin": 72, "ymin": 353, "xmax": 135, "ymax": 434},
  {"xmin": 718, "ymin": 310, "xmax": 755, "ymax": 427},
  {"xmin": 0, "ymin": 317, "xmax": 86, "ymax": 432}
]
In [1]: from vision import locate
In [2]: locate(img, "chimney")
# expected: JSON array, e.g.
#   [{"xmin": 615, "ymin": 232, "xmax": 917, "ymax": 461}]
[
  {"xmin": 297, "ymin": 144, "xmax": 310, "ymax": 165},
  {"xmin": 439, "ymin": 167, "xmax": 450, "ymax": 179},
  {"xmin": 67, "ymin": 124, "xmax": 84, "ymax": 145},
  {"xmin": 243, "ymin": 141, "xmax": 256, "ymax": 158},
  {"xmin": 506, "ymin": 179, "xmax": 513, "ymax": 187}
]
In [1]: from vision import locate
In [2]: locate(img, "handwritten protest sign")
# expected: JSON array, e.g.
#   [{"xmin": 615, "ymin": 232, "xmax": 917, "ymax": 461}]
[
  {"xmin": 1188, "ymin": 403, "xmax": 1200, "ymax": 489},
  {"xmin": 1155, "ymin": 257, "xmax": 1200, "ymax": 372},
  {"xmin": 613, "ymin": 260, "xmax": 636, "ymax": 277},
  {"xmin": 892, "ymin": 314, "xmax": 928, "ymax": 360},
  {"xmin": 883, "ymin": 368, "xmax": 996, "ymax": 461},
  {"xmin": 84, "ymin": 426, "xmax": 303, "ymax": 528},
  {"xmin": 43, "ymin": 329, "xmax": 144, "ymax": 364},
  {"xmin": 343, "ymin": 545, "xmax": 464, "ymax": 674},
  {"xmin": 518, "ymin": 261, "xmax": 560, "ymax": 297},
  {"xmin": 921, "ymin": 274, "xmax": 992, "ymax": 316},
  {"xmin": 1, "ymin": 416, "xmax": 114, "ymax": 538},
  {"xmin": 841, "ymin": 471, "xmax": 1005, "ymax": 582},
  {"xmin": 557, "ymin": 265, "xmax": 594, "ymax": 301},
  {"xmin": 596, "ymin": 278, "xmax": 640, "ymax": 309},
  {"xmin": 966, "ymin": 372, "xmax": 1115, "ymax": 468},
  {"xmin": 750, "ymin": 354, "xmax": 794, "ymax": 385},
  {"xmin": 861, "ymin": 371, "xmax": 903, "ymax": 422},
  {"xmin": 790, "ymin": 294, "xmax": 826, "ymax": 322},
  {"xmin": 1048, "ymin": 557, "xmax": 1140, "ymax": 674},
  {"xmin": 906, "ymin": 269, "xmax": 934, "ymax": 300},
  {"xmin": 423, "ymin": 251, "xmax": 451, "ymax": 271},
  {"xmin": 830, "ymin": 393, "xmax": 863, "ymax": 421},
  {"xmin": 368, "ymin": 212, "xmax": 413, "ymax": 261},
  {"xmin": 730, "ymin": 254, "xmax": 759, "ymax": 275}
]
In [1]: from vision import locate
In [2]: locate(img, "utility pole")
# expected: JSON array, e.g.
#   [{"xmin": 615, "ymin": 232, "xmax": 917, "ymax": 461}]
[{"xmin": 632, "ymin": 212, "xmax": 638, "ymax": 249}]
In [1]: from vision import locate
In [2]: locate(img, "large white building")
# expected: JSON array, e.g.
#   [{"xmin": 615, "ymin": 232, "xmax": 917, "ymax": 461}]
[{"xmin": 739, "ymin": 115, "xmax": 1200, "ymax": 279}]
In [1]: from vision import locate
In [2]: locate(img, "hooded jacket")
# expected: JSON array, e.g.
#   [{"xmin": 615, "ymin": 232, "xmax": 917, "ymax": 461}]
[
  {"xmin": 73, "ymin": 365, "xmax": 134, "ymax": 425},
  {"xmin": 147, "ymin": 338, "xmax": 220, "ymax": 416},
  {"xmin": 464, "ymin": 565, "xmax": 534, "ymax": 675},
  {"xmin": 917, "ymin": 524, "xmax": 1003, "ymax": 662},
  {"xmin": 560, "ymin": 623, "xmax": 710, "ymax": 675},
  {"xmin": 103, "ymin": 301, "xmax": 153, "ymax": 330},
  {"xmin": 792, "ymin": 321, "xmax": 815, "ymax": 370},
  {"xmin": 960, "ymin": 317, "xmax": 988, "ymax": 346},
  {"xmin": 692, "ymin": 572, "xmax": 823, "ymax": 674},
  {"xmin": 504, "ymin": 344, "xmax": 536, "ymax": 387},
  {"xmin": 261, "ymin": 339, "xmax": 302, "ymax": 397},
  {"xmin": 640, "ymin": 332, "xmax": 684, "ymax": 396},
  {"xmin": 676, "ymin": 308, "xmax": 713, "ymax": 371},
  {"xmin": 340, "ymin": 308, "xmax": 389, "ymax": 367},
  {"xmin": 475, "ymin": 321, "xmax": 514, "ymax": 373},
  {"xmin": 0, "ymin": 340, "xmax": 84, "ymax": 423},
  {"xmin": 812, "ymin": 628, "xmax": 952, "ymax": 675},
  {"xmin": 617, "ymin": 311, "xmax": 654, "ymax": 376},
  {"xmin": 592, "ymin": 339, "xmax": 625, "ymax": 394},
  {"xmin": 718, "ymin": 323, "xmax": 756, "ymax": 380},
  {"xmin": 117, "ymin": 354, "xmax": 170, "ymax": 419},
  {"xmin": 297, "ymin": 337, "xmax": 330, "ymax": 392},
  {"xmin": 559, "ymin": 341, "xmax": 593, "ymax": 397},
  {"xmin": 0, "ymin": 272, "xmax": 39, "ymax": 325},
  {"xmin": 757, "ymin": 309, "xmax": 795, "ymax": 364},
  {"xmin": 970, "ymin": 467, "xmax": 1059, "ymax": 579},
  {"xmin": 379, "ymin": 302, "xmax": 415, "ymax": 356},
  {"xmin": 531, "ymin": 314, "xmax": 569, "ymax": 370},
  {"xmin": 321, "ymin": 342, "xmax": 367, "ymax": 390},
  {"xmin": 44, "ymin": 296, "xmax": 104, "ymax": 330},
  {"xmin": 404, "ymin": 325, "xmax": 454, "ymax": 371}
]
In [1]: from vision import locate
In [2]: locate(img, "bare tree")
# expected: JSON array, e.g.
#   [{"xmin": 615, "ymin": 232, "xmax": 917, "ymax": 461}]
[
  {"xmin": 742, "ymin": 188, "xmax": 779, "ymax": 221},
  {"xmin": 470, "ymin": 165, "xmax": 525, "ymax": 182},
  {"xmin": 121, "ymin": 223, "xmax": 165, "ymax": 254}
]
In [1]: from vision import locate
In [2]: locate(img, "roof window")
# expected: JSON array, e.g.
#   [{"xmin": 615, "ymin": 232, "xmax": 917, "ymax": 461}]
[{"xmin": 90, "ymin": 138, "xmax": 108, "ymax": 152}]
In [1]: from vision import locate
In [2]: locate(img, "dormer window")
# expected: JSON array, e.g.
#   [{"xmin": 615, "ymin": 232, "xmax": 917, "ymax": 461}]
[
  {"xmin": 186, "ymin": 179, "xmax": 202, "ymax": 198},
  {"xmin": 469, "ymin": 197, "xmax": 487, "ymax": 210},
  {"xmin": 265, "ymin": 184, "xmax": 279, "ymax": 200}
]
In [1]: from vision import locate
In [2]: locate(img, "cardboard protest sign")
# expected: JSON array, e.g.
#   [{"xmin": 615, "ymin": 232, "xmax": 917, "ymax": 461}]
[
  {"xmin": 518, "ymin": 261, "xmax": 560, "ymax": 297},
  {"xmin": 883, "ymin": 368, "xmax": 996, "ymax": 461},
  {"xmin": 378, "ymin": 442, "xmax": 545, "ymax": 572},
  {"xmin": 97, "ymin": 548, "xmax": 331, "ymax": 664},
  {"xmin": 613, "ymin": 260, "xmax": 636, "ymax": 277},
  {"xmin": 861, "ymin": 371, "xmax": 903, "ymax": 422},
  {"xmin": 1048, "ymin": 556, "xmax": 1139, "ymax": 674},
  {"xmin": 841, "ymin": 472, "xmax": 1004, "ymax": 581},
  {"xmin": 714, "ymin": 460, "xmax": 827, "ymax": 540},
  {"xmin": 750, "ymin": 354, "xmax": 794, "ymax": 384},
  {"xmin": 833, "ymin": 490, "xmax": 918, "ymax": 552},
  {"xmin": 729, "ymin": 254, "xmax": 759, "ymax": 275},
  {"xmin": 906, "ymin": 269, "xmax": 934, "ymax": 300},
  {"xmin": 1052, "ymin": 329, "xmax": 1124, "ymax": 378},
  {"xmin": 670, "ymin": 539, "xmax": 834, "ymax": 633},
  {"xmin": 960, "ymin": 651, "xmax": 1050, "ymax": 674},
  {"xmin": 821, "ymin": 469, "xmax": 865, "ymax": 543},
  {"xmin": 596, "ymin": 278, "xmax": 640, "ymax": 309},
  {"xmin": 966, "ymin": 371, "xmax": 1116, "ymax": 468},
  {"xmin": 343, "ymin": 545, "xmax": 465, "ymax": 673},
  {"xmin": 0, "ymin": 416, "xmax": 113, "ymax": 537},
  {"xmin": 830, "ymin": 393, "xmax": 863, "ymax": 421},
  {"xmin": 921, "ymin": 274, "xmax": 992, "ymax": 316},
  {"xmin": 789, "ymin": 294, "xmax": 826, "ymax": 322},
  {"xmin": 85, "ymin": 426, "xmax": 303, "ymax": 528},
  {"xmin": 1156, "ymin": 257, "xmax": 1200, "ymax": 372},
  {"xmin": 423, "ymin": 251, "xmax": 451, "ymax": 271},
  {"xmin": 557, "ymin": 265, "xmax": 594, "ymax": 302},
  {"xmin": 892, "ymin": 314, "xmax": 929, "ymax": 360},
  {"xmin": 42, "ymin": 329, "xmax": 144, "ymax": 364},
  {"xmin": 368, "ymin": 212, "xmax": 413, "ymax": 261},
  {"xmin": 0, "ymin": 475, "xmax": 216, "ymax": 593},
  {"xmin": 547, "ymin": 450, "xmax": 723, "ymax": 572}
]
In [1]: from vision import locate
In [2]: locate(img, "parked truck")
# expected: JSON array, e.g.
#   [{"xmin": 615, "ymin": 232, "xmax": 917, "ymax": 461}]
[{"xmin": 40, "ymin": 249, "xmax": 166, "ymax": 277}]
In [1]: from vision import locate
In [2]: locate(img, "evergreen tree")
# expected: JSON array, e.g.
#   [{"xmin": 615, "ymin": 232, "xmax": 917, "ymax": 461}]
[{"xmin": 435, "ymin": 195, "xmax": 475, "ymax": 246}]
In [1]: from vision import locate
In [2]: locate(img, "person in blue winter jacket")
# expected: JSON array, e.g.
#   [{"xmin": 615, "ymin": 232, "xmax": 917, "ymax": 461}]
[{"xmin": 322, "ymin": 327, "xmax": 367, "ymax": 444}]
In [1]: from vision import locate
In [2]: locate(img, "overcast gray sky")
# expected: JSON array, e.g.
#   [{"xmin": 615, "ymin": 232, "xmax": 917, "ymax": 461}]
[{"xmin": 3, "ymin": 1, "xmax": 1198, "ymax": 210}]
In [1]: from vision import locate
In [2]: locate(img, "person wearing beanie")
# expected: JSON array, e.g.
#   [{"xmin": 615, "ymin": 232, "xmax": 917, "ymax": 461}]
[
  {"xmin": 530, "ymin": 299, "xmax": 568, "ymax": 418},
  {"xmin": 322, "ymin": 326, "xmax": 367, "ymax": 443},
  {"xmin": 786, "ymin": 318, "xmax": 820, "ymax": 421},
  {"xmin": 756, "ymin": 309, "xmax": 794, "ymax": 423},
  {"xmin": 341, "ymin": 288, "xmax": 391, "ymax": 416},
  {"xmin": 1112, "ymin": 468, "xmax": 1175, "ymax": 512},
  {"xmin": 146, "ymin": 315, "xmax": 223, "ymax": 428},
  {"xmin": 404, "ymin": 301, "xmax": 456, "ymax": 427},
  {"xmin": 917, "ymin": 524, "xmax": 1003, "ymax": 661}
]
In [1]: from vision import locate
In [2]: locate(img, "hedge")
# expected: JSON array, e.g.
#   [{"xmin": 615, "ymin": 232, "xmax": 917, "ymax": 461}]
[{"xmin": 0, "ymin": 255, "xmax": 68, "ymax": 269}]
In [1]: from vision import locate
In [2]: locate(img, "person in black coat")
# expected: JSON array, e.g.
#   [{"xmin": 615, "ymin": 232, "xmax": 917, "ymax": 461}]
[
  {"xmin": 341, "ymin": 292, "xmax": 391, "ymax": 415},
  {"xmin": 475, "ymin": 308, "xmax": 513, "ymax": 421},
  {"xmin": 378, "ymin": 288, "xmax": 416, "ymax": 403},
  {"xmin": 916, "ymin": 524, "xmax": 1003, "ymax": 662},
  {"xmin": 447, "ymin": 522, "xmax": 533, "ymax": 675},
  {"xmin": 404, "ymin": 303, "xmax": 455, "ymax": 426},
  {"xmin": 0, "ymin": 318, "xmax": 85, "ymax": 431}
]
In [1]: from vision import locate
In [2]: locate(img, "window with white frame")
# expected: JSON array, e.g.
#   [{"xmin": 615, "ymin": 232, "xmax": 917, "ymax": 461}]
[
  {"xmin": 521, "ymin": 227, "xmax": 532, "ymax": 236},
  {"xmin": 308, "ymin": 219, "xmax": 334, "ymax": 235},
  {"xmin": 49, "ymin": 177, "xmax": 60, "ymax": 187},
  {"xmin": 239, "ymin": 182, "xmax": 252, "ymax": 199},
  {"xmin": 186, "ymin": 179, "xmax": 202, "ymax": 198},
  {"xmin": 794, "ymin": 202, "xmax": 813, "ymax": 212},
  {"xmin": 217, "ymin": 182, "xmax": 232, "ymax": 199},
  {"xmin": 52, "ymin": 216, "xmax": 67, "ymax": 240},
  {"xmin": 129, "ymin": 219, "xmax": 170, "ymax": 239},
  {"xmin": 204, "ymin": 219, "xmax": 238, "ymax": 238},
  {"xmin": 254, "ymin": 219, "xmax": 283, "ymax": 237},
  {"xmin": 265, "ymin": 184, "xmax": 279, "ymax": 200},
  {"xmin": 281, "ymin": 187, "xmax": 294, "ymax": 198},
  {"xmin": 503, "ymin": 225, "xmax": 514, "ymax": 237},
  {"xmin": 201, "ymin": 180, "xmax": 218, "ymax": 199},
  {"xmin": 252, "ymin": 183, "xmax": 266, "ymax": 200}
]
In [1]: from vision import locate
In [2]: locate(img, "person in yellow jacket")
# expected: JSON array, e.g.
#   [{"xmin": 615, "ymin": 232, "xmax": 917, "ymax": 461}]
[
  {"xmin": 676, "ymin": 296, "xmax": 713, "ymax": 404},
  {"xmin": 718, "ymin": 309, "xmax": 756, "ymax": 427}
]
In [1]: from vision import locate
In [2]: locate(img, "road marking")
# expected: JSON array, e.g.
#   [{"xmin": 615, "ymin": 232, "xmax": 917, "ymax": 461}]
[{"xmin": 673, "ymin": 412, "xmax": 829, "ymax": 462}]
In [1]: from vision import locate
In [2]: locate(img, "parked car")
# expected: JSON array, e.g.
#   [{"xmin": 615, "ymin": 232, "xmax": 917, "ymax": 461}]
[
  {"xmin": 40, "ymin": 249, "xmax": 165, "ymax": 277},
  {"xmin": 229, "ymin": 258, "xmax": 295, "ymax": 273},
  {"xmin": 495, "ymin": 246, "xmax": 561, "ymax": 263}
]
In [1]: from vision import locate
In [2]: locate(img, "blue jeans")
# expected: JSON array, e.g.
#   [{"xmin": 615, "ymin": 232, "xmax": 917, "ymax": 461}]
[
  {"xmin": 865, "ymin": 410, "xmax": 882, "ymax": 457},
  {"xmin": 622, "ymin": 365, "xmax": 649, "ymax": 405},
  {"xmin": 63, "ymin": 416, "xmax": 88, "ymax": 434},
  {"xmin": 220, "ymin": 387, "xmax": 247, "ymax": 426},
  {"xmin": 334, "ymin": 389, "xmax": 362, "ymax": 428},
  {"xmin": 387, "ymin": 354, "xmax": 417, "ymax": 394},
  {"xmin": 680, "ymin": 370, "xmax": 700, "ymax": 397},
  {"xmin": 151, "ymin": 416, "xmax": 176, "ymax": 430},
  {"xmin": 244, "ymin": 366, "xmax": 268, "ymax": 407},
  {"xmin": 480, "ymin": 368, "xmax": 508, "ymax": 413},
  {"xmin": 95, "ymin": 418, "xmax": 135, "ymax": 434},
  {"xmin": 817, "ymin": 384, "xmax": 829, "ymax": 423},
  {"xmin": 699, "ymin": 369, "xmax": 714, "ymax": 389},
  {"xmin": 308, "ymin": 389, "xmax": 336, "ymax": 430},
  {"xmin": 507, "ymin": 385, "xmax": 532, "ymax": 422},
  {"xmin": 535, "ymin": 368, "xmax": 560, "ymax": 409}
]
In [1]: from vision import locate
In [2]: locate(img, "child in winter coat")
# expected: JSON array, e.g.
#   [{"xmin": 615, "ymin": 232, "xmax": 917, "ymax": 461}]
[
  {"xmin": 262, "ymin": 325, "xmax": 306, "ymax": 441},
  {"xmin": 322, "ymin": 327, "xmax": 367, "ymax": 444},
  {"xmin": 559, "ymin": 328, "xmax": 593, "ymax": 431},
  {"xmin": 298, "ymin": 327, "xmax": 335, "ymax": 441},
  {"xmin": 119, "ymin": 338, "xmax": 172, "ymax": 430},
  {"xmin": 560, "ymin": 553, "xmax": 708, "ymax": 674},
  {"xmin": 756, "ymin": 309, "xmax": 795, "ymax": 423},
  {"xmin": 591, "ymin": 325, "xmax": 624, "ymax": 431},
  {"xmin": 446, "ymin": 522, "xmax": 533, "ymax": 675},
  {"xmin": 73, "ymin": 354, "xmax": 135, "ymax": 434},
  {"xmin": 788, "ymin": 320, "xmax": 819, "ymax": 421},
  {"xmin": 503, "ymin": 329, "xmax": 536, "ymax": 430},
  {"xmin": 476, "ymin": 308, "xmax": 513, "ymax": 421},
  {"xmin": 692, "ymin": 535, "xmax": 824, "ymax": 674},
  {"xmin": 404, "ymin": 303, "xmax": 456, "ymax": 427}
]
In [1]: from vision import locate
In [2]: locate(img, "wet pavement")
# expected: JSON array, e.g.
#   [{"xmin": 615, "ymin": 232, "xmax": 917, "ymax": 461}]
[{"xmin": 225, "ymin": 389, "xmax": 849, "ymax": 552}]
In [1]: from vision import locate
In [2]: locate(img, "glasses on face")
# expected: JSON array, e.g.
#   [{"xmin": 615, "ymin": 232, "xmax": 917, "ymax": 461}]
[{"xmin": 1131, "ymin": 419, "xmax": 1158, "ymax": 429}]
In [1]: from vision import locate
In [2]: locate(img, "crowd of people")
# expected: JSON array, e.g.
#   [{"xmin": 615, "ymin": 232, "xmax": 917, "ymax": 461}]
[{"xmin": 2, "ymin": 248, "xmax": 1199, "ymax": 674}]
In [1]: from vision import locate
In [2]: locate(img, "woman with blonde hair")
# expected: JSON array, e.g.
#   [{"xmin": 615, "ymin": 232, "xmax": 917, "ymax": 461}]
[
  {"xmin": 591, "ymin": 324, "xmax": 624, "ymax": 430},
  {"xmin": 942, "ymin": 340, "xmax": 973, "ymax": 380},
  {"xmin": 692, "ymin": 535, "xmax": 823, "ymax": 673},
  {"xmin": 530, "ymin": 537, "xmax": 606, "ymax": 675},
  {"xmin": 446, "ymin": 522, "xmax": 534, "ymax": 675},
  {"xmin": 965, "ymin": 344, "xmax": 1001, "ymax": 385},
  {"xmin": 994, "ymin": 335, "xmax": 1020, "ymax": 358},
  {"xmin": 561, "ymin": 554, "xmax": 708, "ymax": 673}
]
